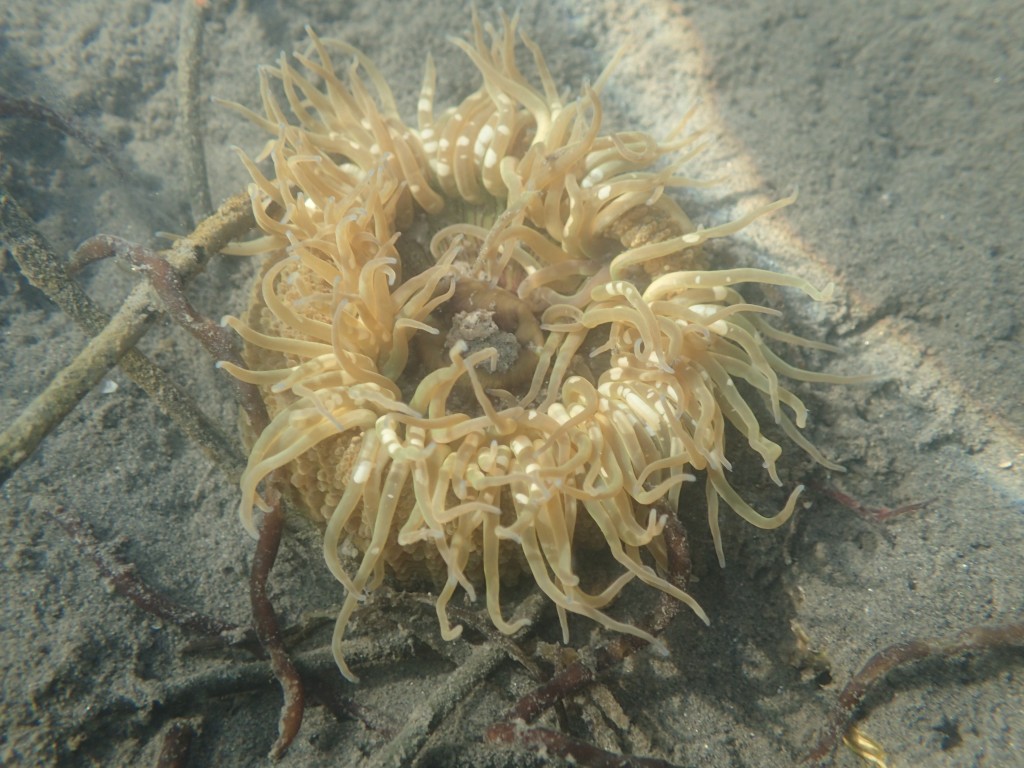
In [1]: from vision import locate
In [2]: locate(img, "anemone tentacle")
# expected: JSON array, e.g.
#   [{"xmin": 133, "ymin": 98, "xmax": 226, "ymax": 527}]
[{"xmin": 224, "ymin": 13, "xmax": 846, "ymax": 682}]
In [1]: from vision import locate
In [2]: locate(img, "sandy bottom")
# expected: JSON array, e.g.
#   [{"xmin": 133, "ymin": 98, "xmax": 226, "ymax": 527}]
[{"xmin": 1, "ymin": 1, "xmax": 1022, "ymax": 766}]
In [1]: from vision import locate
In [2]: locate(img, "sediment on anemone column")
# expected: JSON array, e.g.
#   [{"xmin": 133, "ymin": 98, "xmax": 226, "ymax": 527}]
[{"xmin": 217, "ymin": 11, "xmax": 850, "ymax": 682}]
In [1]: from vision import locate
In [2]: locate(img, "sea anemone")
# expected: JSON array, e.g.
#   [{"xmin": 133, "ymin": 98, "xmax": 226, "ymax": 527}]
[{"xmin": 218, "ymin": 11, "xmax": 845, "ymax": 682}]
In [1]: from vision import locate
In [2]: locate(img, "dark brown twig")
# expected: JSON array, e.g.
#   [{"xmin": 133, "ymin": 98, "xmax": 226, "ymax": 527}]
[
  {"xmin": 130, "ymin": 246, "xmax": 267, "ymax": 425},
  {"xmin": 154, "ymin": 718, "xmax": 200, "ymax": 768},
  {"xmin": 47, "ymin": 505, "xmax": 248, "ymax": 643},
  {"xmin": 804, "ymin": 621, "xmax": 1024, "ymax": 765},
  {"xmin": 821, "ymin": 484, "xmax": 935, "ymax": 523},
  {"xmin": 100, "ymin": 230, "xmax": 305, "ymax": 759},
  {"xmin": 250, "ymin": 490, "xmax": 305, "ymax": 760},
  {"xmin": 77, "ymin": 233, "xmax": 267, "ymax": 424},
  {"xmin": 27, "ymin": 213, "xmax": 307, "ymax": 756}
]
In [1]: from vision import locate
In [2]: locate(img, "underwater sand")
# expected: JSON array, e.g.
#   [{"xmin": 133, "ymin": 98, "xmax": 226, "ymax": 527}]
[{"xmin": 1, "ymin": 0, "xmax": 1021, "ymax": 765}]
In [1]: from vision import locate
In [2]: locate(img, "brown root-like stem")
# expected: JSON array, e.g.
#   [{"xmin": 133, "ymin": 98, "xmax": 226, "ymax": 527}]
[
  {"xmin": 249, "ymin": 486, "xmax": 305, "ymax": 760},
  {"xmin": 91, "ymin": 233, "xmax": 269, "ymax": 433},
  {"xmin": 47, "ymin": 505, "xmax": 251, "ymax": 646},
  {"xmin": 819, "ymin": 484, "xmax": 935, "ymax": 524},
  {"xmin": 101, "ymin": 230, "xmax": 302, "ymax": 758},
  {"xmin": 154, "ymin": 718, "xmax": 201, "ymax": 768},
  {"xmin": 804, "ymin": 621, "xmax": 1024, "ymax": 765}
]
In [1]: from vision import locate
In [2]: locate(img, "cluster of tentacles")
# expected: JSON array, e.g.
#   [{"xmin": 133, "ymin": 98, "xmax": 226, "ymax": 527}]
[{"xmin": 217, "ymin": 11, "xmax": 847, "ymax": 684}]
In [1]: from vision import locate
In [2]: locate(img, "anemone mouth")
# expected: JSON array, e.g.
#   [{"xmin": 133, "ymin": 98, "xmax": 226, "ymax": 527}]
[{"xmin": 219, "ymin": 11, "xmax": 847, "ymax": 682}]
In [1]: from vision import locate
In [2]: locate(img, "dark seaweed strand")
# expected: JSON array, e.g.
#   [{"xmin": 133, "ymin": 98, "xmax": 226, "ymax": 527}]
[
  {"xmin": 154, "ymin": 718, "xmax": 200, "ymax": 768},
  {"xmin": 251, "ymin": 489, "xmax": 305, "ymax": 760},
  {"xmin": 105, "ymin": 230, "xmax": 305, "ymax": 758},
  {"xmin": 804, "ymin": 621, "xmax": 1024, "ymax": 765},
  {"xmin": 47, "ymin": 505, "xmax": 243, "ymax": 641},
  {"xmin": 102, "ymin": 233, "xmax": 269, "ymax": 429}
]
